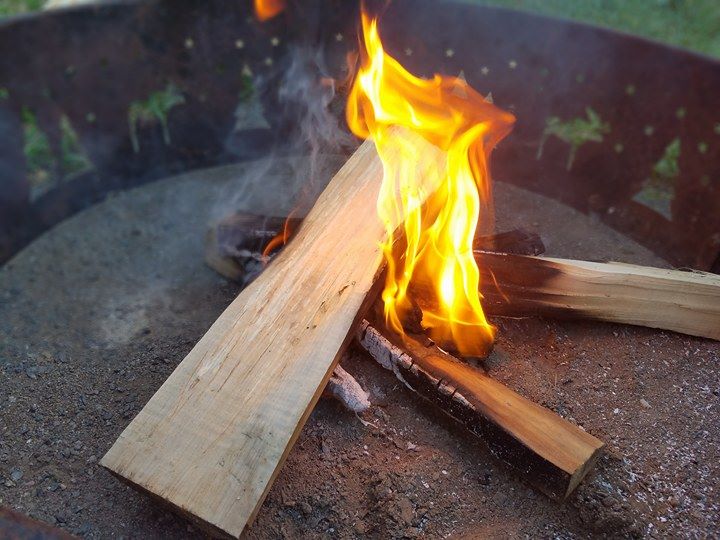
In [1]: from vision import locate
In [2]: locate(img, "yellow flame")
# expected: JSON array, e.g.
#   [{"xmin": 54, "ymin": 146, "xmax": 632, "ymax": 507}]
[{"xmin": 347, "ymin": 13, "xmax": 515, "ymax": 356}]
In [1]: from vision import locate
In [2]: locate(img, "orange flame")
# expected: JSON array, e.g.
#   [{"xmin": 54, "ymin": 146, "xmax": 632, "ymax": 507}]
[
  {"xmin": 254, "ymin": 0, "xmax": 285, "ymax": 21},
  {"xmin": 347, "ymin": 12, "xmax": 515, "ymax": 356}
]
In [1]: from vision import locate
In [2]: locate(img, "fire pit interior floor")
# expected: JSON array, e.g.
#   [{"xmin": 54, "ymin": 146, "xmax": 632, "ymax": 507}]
[{"xmin": 0, "ymin": 157, "xmax": 717, "ymax": 538}]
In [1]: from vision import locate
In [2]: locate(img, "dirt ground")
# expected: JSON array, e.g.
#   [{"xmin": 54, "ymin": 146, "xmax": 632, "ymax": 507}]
[{"xmin": 0, "ymin": 158, "xmax": 718, "ymax": 539}]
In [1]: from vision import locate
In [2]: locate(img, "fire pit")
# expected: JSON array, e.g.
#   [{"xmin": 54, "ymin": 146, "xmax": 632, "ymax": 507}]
[{"xmin": 1, "ymin": 1, "xmax": 719, "ymax": 538}]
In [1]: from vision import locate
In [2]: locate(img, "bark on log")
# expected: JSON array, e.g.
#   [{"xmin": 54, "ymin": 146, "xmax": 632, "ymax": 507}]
[{"xmin": 356, "ymin": 320, "xmax": 604, "ymax": 500}]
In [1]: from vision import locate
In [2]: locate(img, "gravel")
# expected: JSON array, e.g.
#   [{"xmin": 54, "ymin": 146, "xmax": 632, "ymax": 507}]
[{"xmin": 0, "ymin": 159, "xmax": 718, "ymax": 538}]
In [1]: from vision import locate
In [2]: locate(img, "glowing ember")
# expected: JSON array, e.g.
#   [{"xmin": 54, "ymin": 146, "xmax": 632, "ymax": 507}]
[
  {"xmin": 347, "ymin": 12, "xmax": 514, "ymax": 356},
  {"xmin": 254, "ymin": 0, "xmax": 285, "ymax": 21}
]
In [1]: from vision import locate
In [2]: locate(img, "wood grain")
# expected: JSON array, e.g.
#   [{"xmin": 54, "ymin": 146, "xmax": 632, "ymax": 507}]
[
  {"xmin": 477, "ymin": 253, "xmax": 720, "ymax": 340},
  {"xmin": 358, "ymin": 320, "xmax": 604, "ymax": 499},
  {"xmin": 101, "ymin": 131, "xmax": 445, "ymax": 538}
]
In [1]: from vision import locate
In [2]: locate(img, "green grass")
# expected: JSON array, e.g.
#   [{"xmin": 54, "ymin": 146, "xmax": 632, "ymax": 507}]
[
  {"xmin": 538, "ymin": 108, "xmax": 610, "ymax": 170},
  {"xmin": 0, "ymin": 0, "xmax": 45, "ymax": 17},
  {"xmin": 466, "ymin": 0, "xmax": 720, "ymax": 58},
  {"xmin": 2, "ymin": 1, "xmax": 719, "ymax": 58},
  {"xmin": 127, "ymin": 84, "xmax": 186, "ymax": 153}
]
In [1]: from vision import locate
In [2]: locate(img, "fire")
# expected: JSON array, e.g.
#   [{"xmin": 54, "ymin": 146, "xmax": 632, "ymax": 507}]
[
  {"xmin": 347, "ymin": 12, "xmax": 514, "ymax": 356},
  {"xmin": 254, "ymin": 0, "xmax": 285, "ymax": 21}
]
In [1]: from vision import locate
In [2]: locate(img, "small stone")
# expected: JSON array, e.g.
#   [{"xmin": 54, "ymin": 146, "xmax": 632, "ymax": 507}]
[
  {"xmin": 403, "ymin": 527, "xmax": 422, "ymax": 538},
  {"xmin": 602, "ymin": 495, "xmax": 618, "ymax": 508},
  {"xmin": 10, "ymin": 468, "xmax": 23, "ymax": 482},
  {"xmin": 299, "ymin": 501, "xmax": 312, "ymax": 515},
  {"xmin": 640, "ymin": 399, "xmax": 651, "ymax": 409},
  {"xmin": 479, "ymin": 472, "xmax": 492, "ymax": 486},
  {"xmin": 398, "ymin": 497, "xmax": 414, "ymax": 524},
  {"xmin": 406, "ymin": 442, "xmax": 418, "ymax": 451}
]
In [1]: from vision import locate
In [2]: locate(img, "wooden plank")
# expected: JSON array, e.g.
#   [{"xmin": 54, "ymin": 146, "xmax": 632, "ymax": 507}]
[
  {"xmin": 476, "ymin": 252, "xmax": 720, "ymax": 340},
  {"xmin": 101, "ymin": 132, "xmax": 445, "ymax": 538},
  {"xmin": 357, "ymin": 319, "xmax": 604, "ymax": 500}
]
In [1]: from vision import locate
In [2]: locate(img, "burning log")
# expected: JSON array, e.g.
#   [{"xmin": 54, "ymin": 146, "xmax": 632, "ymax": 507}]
[
  {"xmin": 477, "ymin": 252, "xmax": 720, "ymax": 341},
  {"xmin": 206, "ymin": 212, "xmax": 720, "ymax": 342},
  {"xmin": 357, "ymin": 318, "xmax": 604, "ymax": 500},
  {"xmin": 101, "ymin": 131, "xmax": 446, "ymax": 539}
]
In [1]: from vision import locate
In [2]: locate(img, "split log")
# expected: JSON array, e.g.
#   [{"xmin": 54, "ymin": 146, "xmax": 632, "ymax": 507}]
[
  {"xmin": 206, "ymin": 210, "xmax": 720, "ymax": 342},
  {"xmin": 357, "ymin": 319, "xmax": 604, "ymax": 500},
  {"xmin": 101, "ymin": 131, "xmax": 446, "ymax": 538},
  {"xmin": 477, "ymin": 252, "xmax": 720, "ymax": 341}
]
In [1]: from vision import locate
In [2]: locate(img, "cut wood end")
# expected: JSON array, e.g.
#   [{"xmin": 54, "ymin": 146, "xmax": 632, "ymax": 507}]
[{"xmin": 566, "ymin": 443, "xmax": 604, "ymax": 499}]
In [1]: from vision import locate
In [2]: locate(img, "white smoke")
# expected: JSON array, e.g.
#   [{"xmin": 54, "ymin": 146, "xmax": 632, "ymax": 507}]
[{"xmin": 215, "ymin": 44, "xmax": 354, "ymax": 222}]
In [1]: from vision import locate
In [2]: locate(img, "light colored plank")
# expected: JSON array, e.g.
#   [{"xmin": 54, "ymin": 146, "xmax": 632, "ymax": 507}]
[
  {"xmin": 101, "ymin": 132, "xmax": 444, "ymax": 538},
  {"xmin": 477, "ymin": 253, "xmax": 720, "ymax": 340}
]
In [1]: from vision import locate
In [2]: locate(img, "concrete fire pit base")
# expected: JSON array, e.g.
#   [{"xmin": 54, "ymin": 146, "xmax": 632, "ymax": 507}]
[{"xmin": 0, "ymin": 158, "xmax": 716, "ymax": 538}]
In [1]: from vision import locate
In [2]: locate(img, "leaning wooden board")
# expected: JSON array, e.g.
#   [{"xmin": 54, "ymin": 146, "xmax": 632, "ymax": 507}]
[{"xmin": 101, "ymin": 132, "xmax": 445, "ymax": 537}]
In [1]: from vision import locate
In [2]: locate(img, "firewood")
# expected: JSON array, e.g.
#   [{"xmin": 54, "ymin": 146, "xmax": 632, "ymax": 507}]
[
  {"xmin": 356, "ymin": 319, "xmax": 604, "ymax": 500},
  {"xmin": 101, "ymin": 130, "xmax": 446, "ymax": 539},
  {"xmin": 476, "ymin": 252, "xmax": 720, "ymax": 341},
  {"xmin": 205, "ymin": 212, "xmax": 720, "ymax": 341}
]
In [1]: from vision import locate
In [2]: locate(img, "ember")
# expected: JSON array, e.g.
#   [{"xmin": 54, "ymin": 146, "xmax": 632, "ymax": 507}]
[
  {"xmin": 253, "ymin": 0, "xmax": 285, "ymax": 21},
  {"xmin": 347, "ymin": 11, "xmax": 515, "ymax": 356}
]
